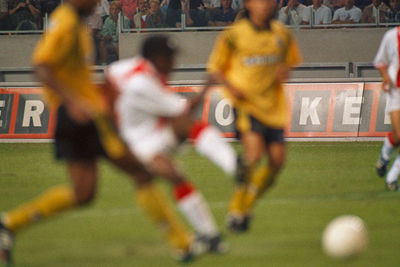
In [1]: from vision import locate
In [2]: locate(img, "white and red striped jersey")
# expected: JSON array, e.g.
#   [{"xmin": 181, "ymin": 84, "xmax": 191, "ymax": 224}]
[
  {"xmin": 374, "ymin": 26, "xmax": 400, "ymax": 88},
  {"xmin": 105, "ymin": 57, "xmax": 186, "ymax": 147}
]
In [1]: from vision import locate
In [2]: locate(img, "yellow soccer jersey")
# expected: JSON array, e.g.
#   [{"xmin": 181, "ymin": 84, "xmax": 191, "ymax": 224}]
[
  {"xmin": 32, "ymin": 3, "xmax": 103, "ymax": 111},
  {"xmin": 208, "ymin": 18, "xmax": 302, "ymax": 129}
]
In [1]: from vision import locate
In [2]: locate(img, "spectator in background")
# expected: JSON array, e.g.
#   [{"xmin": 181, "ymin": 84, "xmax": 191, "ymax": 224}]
[
  {"xmin": 203, "ymin": 0, "xmax": 221, "ymax": 9},
  {"xmin": 332, "ymin": 0, "xmax": 362, "ymax": 23},
  {"xmin": 100, "ymin": 1, "xmax": 130, "ymax": 64},
  {"xmin": 166, "ymin": 0, "xmax": 181, "ymax": 27},
  {"xmin": 187, "ymin": 0, "xmax": 207, "ymax": 26},
  {"xmin": 302, "ymin": 0, "xmax": 332, "ymax": 25},
  {"xmin": 354, "ymin": 0, "xmax": 371, "ymax": 11},
  {"xmin": 208, "ymin": 0, "xmax": 236, "ymax": 26},
  {"xmin": 39, "ymin": 0, "xmax": 60, "ymax": 16},
  {"xmin": 360, "ymin": 0, "xmax": 389, "ymax": 23},
  {"xmin": 166, "ymin": 0, "xmax": 207, "ymax": 27},
  {"xmin": 231, "ymin": 0, "xmax": 243, "ymax": 11},
  {"xmin": 0, "ymin": 0, "xmax": 8, "ymax": 30},
  {"xmin": 278, "ymin": 0, "xmax": 306, "ymax": 25},
  {"xmin": 384, "ymin": 0, "xmax": 400, "ymax": 22},
  {"xmin": 160, "ymin": 0, "xmax": 170, "ymax": 12},
  {"xmin": 98, "ymin": 0, "xmax": 111, "ymax": 21},
  {"xmin": 147, "ymin": 0, "xmax": 167, "ymax": 27},
  {"xmin": 323, "ymin": 0, "xmax": 343, "ymax": 13},
  {"xmin": 121, "ymin": 0, "xmax": 138, "ymax": 24},
  {"xmin": 86, "ymin": 0, "xmax": 111, "ymax": 64},
  {"xmin": 87, "ymin": 4, "xmax": 104, "ymax": 64},
  {"xmin": 8, "ymin": 0, "xmax": 41, "ymax": 30},
  {"xmin": 134, "ymin": 0, "xmax": 150, "ymax": 28},
  {"xmin": 202, "ymin": 0, "xmax": 219, "ymax": 23}
]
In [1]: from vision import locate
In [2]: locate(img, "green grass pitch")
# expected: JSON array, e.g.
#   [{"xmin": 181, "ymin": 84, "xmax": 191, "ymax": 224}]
[{"xmin": 1, "ymin": 142, "xmax": 400, "ymax": 267}]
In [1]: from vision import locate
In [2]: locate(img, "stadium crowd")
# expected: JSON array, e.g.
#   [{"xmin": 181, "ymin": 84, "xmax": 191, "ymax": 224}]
[
  {"xmin": 0, "ymin": 0, "xmax": 398, "ymax": 63},
  {"xmin": 1, "ymin": 0, "xmax": 399, "ymax": 32}
]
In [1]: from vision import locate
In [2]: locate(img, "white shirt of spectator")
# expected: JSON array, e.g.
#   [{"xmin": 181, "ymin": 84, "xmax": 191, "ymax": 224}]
[
  {"xmin": 333, "ymin": 6, "xmax": 362, "ymax": 22},
  {"xmin": 374, "ymin": 27, "xmax": 400, "ymax": 88},
  {"xmin": 278, "ymin": 4, "xmax": 306, "ymax": 25},
  {"xmin": 203, "ymin": 0, "xmax": 221, "ymax": 8},
  {"xmin": 303, "ymin": 4, "xmax": 332, "ymax": 24},
  {"xmin": 97, "ymin": 0, "xmax": 111, "ymax": 17},
  {"xmin": 86, "ymin": 0, "xmax": 110, "ymax": 30}
]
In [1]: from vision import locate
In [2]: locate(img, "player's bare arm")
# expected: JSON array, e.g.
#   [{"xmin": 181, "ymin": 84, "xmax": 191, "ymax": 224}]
[
  {"xmin": 188, "ymin": 75, "xmax": 216, "ymax": 111},
  {"xmin": 276, "ymin": 64, "xmax": 290, "ymax": 84},
  {"xmin": 208, "ymin": 72, "xmax": 246, "ymax": 100},
  {"xmin": 376, "ymin": 65, "xmax": 392, "ymax": 92},
  {"xmin": 34, "ymin": 64, "xmax": 92, "ymax": 124}
]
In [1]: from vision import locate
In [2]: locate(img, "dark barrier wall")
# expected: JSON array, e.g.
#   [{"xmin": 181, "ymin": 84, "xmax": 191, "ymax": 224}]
[{"xmin": 0, "ymin": 83, "xmax": 390, "ymax": 140}]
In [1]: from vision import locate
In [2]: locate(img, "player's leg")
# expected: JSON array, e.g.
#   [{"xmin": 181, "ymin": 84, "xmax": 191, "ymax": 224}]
[
  {"xmin": 0, "ymin": 160, "xmax": 98, "ymax": 265},
  {"xmin": 148, "ymin": 154, "xmax": 226, "ymax": 252},
  {"xmin": 123, "ymin": 124, "xmax": 225, "ymax": 253},
  {"xmin": 189, "ymin": 121, "xmax": 237, "ymax": 175},
  {"xmin": 243, "ymin": 141, "xmax": 285, "ymax": 211},
  {"xmin": 376, "ymin": 93, "xmax": 400, "ymax": 177},
  {"xmin": 135, "ymin": 182, "xmax": 195, "ymax": 261},
  {"xmin": 381, "ymin": 110, "xmax": 400, "ymax": 190},
  {"xmin": 68, "ymin": 161, "xmax": 98, "ymax": 204},
  {"xmin": 227, "ymin": 131, "xmax": 266, "ymax": 231},
  {"xmin": 385, "ymin": 153, "xmax": 400, "ymax": 191},
  {"xmin": 170, "ymin": 114, "xmax": 237, "ymax": 176},
  {"xmin": 109, "ymin": 148, "xmax": 197, "ymax": 260},
  {"xmin": 0, "ymin": 106, "xmax": 102, "ymax": 265}
]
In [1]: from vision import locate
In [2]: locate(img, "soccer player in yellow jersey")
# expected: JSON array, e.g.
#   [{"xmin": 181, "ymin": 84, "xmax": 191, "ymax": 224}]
[
  {"xmin": 207, "ymin": 0, "xmax": 302, "ymax": 232},
  {"xmin": 0, "ymin": 0, "xmax": 197, "ymax": 264}
]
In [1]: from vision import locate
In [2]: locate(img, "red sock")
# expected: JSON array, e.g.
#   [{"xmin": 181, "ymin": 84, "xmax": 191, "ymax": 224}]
[
  {"xmin": 174, "ymin": 182, "xmax": 195, "ymax": 201},
  {"xmin": 188, "ymin": 121, "xmax": 209, "ymax": 144},
  {"xmin": 388, "ymin": 132, "xmax": 399, "ymax": 147}
]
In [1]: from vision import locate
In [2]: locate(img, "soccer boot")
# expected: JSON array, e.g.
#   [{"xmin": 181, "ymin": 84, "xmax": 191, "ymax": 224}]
[
  {"xmin": 376, "ymin": 157, "xmax": 390, "ymax": 177},
  {"xmin": 175, "ymin": 249, "xmax": 194, "ymax": 263},
  {"xmin": 195, "ymin": 234, "xmax": 229, "ymax": 254},
  {"xmin": 174, "ymin": 235, "xmax": 209, "ymax": 263},
  {"xmin": 207, "ymin": 235, "xmax": 229, "ymax": 254},
  {"xmin": 226, "ymin": 214, "xmax": 251, "ymax": 233},
  {"xmin": 386, "ymin": 181, "xmax": 399, "ymax": 191},
  {"xmin": 0, "ymin": 222, "xmax": 13, "ymax": 266}
]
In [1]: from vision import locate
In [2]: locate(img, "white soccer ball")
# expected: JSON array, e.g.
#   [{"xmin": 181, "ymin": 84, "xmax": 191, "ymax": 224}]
[{"xmin": 322, "ymin": 215, "xmax": 368, "ymax": 260}]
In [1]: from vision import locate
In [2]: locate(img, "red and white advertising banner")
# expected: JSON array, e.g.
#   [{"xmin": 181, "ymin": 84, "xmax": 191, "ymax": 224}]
[
  {"xmin": 0, "ymin": 88, "xmax": 55, "ymax": 139},
  {"xmin": 0, "ymin": 83, "xmax": 390, "ymax": 140}
]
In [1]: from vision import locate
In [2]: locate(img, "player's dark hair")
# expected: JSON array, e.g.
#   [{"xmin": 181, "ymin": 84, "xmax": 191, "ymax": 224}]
[
  {"xmin": 242, "ymin": 0, "xmax": 277, "ymax": 28},
  {"xmin": 141, "ymin": 35, "xmax": 178, "ymax": 59}
]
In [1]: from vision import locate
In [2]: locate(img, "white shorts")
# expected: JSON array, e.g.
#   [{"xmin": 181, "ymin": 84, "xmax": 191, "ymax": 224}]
[
  {"xmin": 386, "ymin": 88, "xmax": 400, "ymax": 113},
  {"xmin": 124, "ymin": 125, "xmax": 179, "ymax": 164}
]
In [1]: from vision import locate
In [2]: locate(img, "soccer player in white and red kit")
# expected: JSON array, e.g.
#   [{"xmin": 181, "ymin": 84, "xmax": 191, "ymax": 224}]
[
  {"xmin": 375, "ymin": 26, "xmax": 400, "ymax": 191},
  {"xmin": 105, "ymin": 35, "xmax": 237, "ymax": 251}
]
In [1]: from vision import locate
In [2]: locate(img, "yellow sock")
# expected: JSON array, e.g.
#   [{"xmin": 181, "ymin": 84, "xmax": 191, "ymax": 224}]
[
  {"xmin": 243, "ymin": 164, "xmax": 272, "ymax": 214},
  {"xmin": 2, "ymin": 185, "xmax": 76, "ymax": 233},
  {"xmin": 228, "ymin": 184, "xmax": 247, "ymax": 216},
  {"xmin": 228, "ymin": 159, "xmax": 255, "ymax": 217},
  {"xmin": 136, "ymin": 183, "xmax": 192, "ymax": 252}
]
